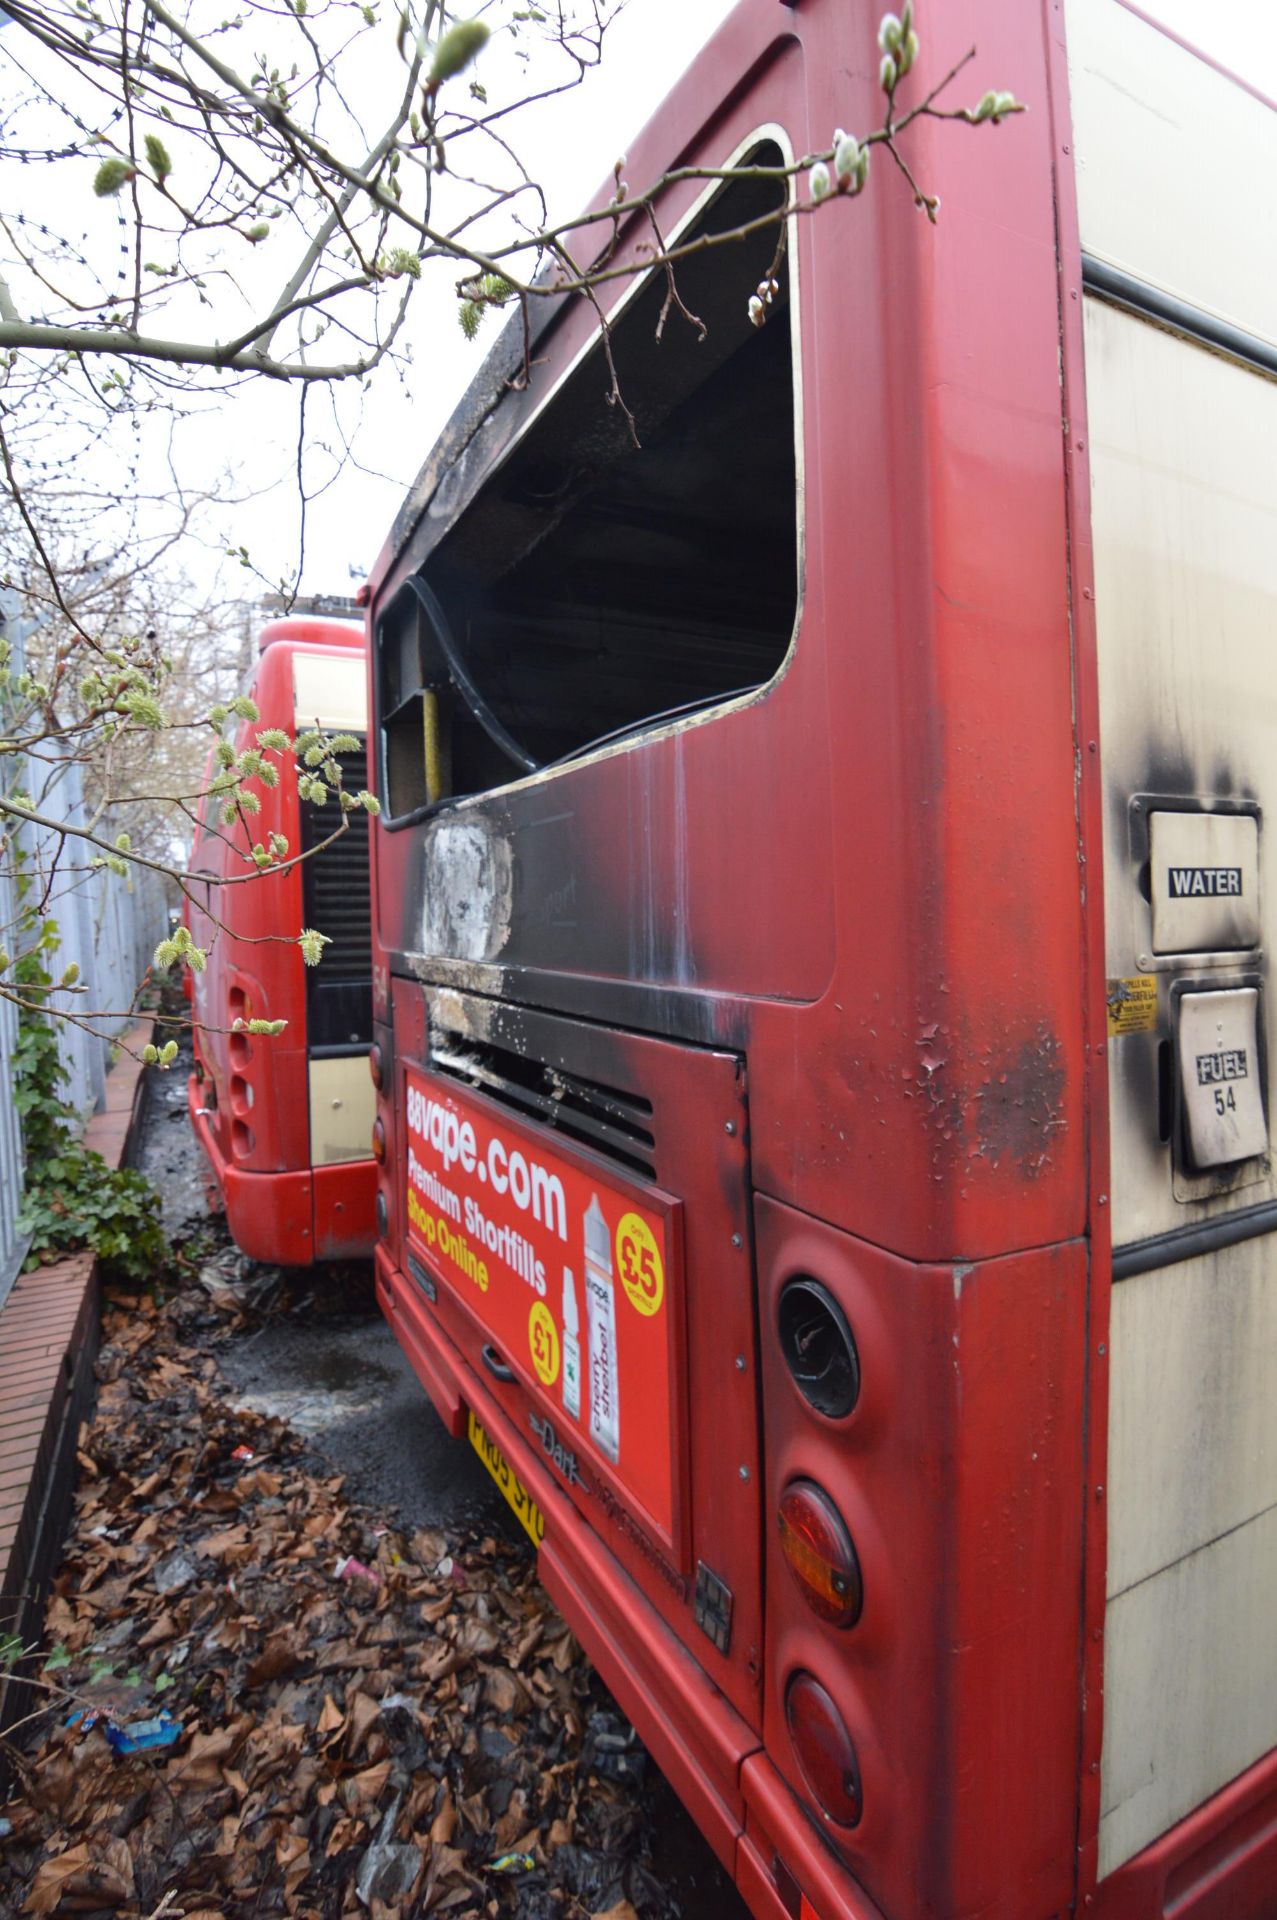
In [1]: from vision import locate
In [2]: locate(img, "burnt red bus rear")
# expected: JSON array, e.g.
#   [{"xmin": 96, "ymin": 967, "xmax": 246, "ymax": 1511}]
[
  {"xmin": 367, "ymin": 2, "xmax": 1277, "ymax": 1915},
  {"xmin": 188, "ymin": 617, "xmax": 376, "ymax": 1264}
]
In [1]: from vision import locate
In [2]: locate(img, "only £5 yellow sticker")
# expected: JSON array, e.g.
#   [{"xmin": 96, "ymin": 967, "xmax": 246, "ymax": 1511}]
[
  {"xmin": 617, "ymin": 1212, "xmax": 664, "ymax": 1317},
  {"xmin": 528, "ymin": 1300, "xmax": 560, "ymax": 1386}
]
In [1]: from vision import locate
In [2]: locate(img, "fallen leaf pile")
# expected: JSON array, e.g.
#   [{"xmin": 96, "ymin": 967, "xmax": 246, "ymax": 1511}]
[{"xmin": 0, "ymin": 1279, "xmax": 675, "ymax": 1920}]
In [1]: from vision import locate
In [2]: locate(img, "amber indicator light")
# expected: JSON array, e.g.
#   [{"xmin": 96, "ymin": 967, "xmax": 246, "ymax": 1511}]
[
  {"xmin": 368, "ymin": 1044, "xmax": 384, "ymax": 1090},
  {"xmin": 777, "ymin": 1479, "xmax": 862, "ymax": 1627},
  {"xmin": 371, "ymin": 1117, "xmax": 387, "ymax": 1164}
]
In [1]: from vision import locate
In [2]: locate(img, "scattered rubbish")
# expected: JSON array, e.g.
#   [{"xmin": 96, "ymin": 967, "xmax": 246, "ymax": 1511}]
[
  {"xmin": 354, "ymin": 1798, "xmax": 423, "ymax": 1908},
  {"xmin": 196, "ymin": 1247, "xmax": 282, "ymax": 1316},
  {"xmin": 104, "ymin": 1713, "xmax": 182, "ymax": 1756},
  {"xmin": 152, "ymin": 1549, "xmax": 198, "ymax": 1595},
  {"xmin": 230, "ymin": 1443, "xmax": 256, "ymax": 1462},
  {"xmin": 376, "ymin": 1692, "xmax": 428, "ymax": 1771},
  {"xmin": 0, "ymin": 1818, "xmax": 11, "ymax": 1840},
  {"xmin": 585, "ymin": 1709, "xmax": 649, "ymax": 1784},
  {"xmin": 491, "ymin": 1850, "xmax": 537, "ymax": 1875},
  {"xmin": 334, "ymin": 1554, "xmax": 379, "ymax": 1585}
]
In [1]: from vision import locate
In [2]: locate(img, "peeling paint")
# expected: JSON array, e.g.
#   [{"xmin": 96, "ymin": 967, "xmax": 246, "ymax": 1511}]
[{"xmin": 972, "ymin": 1025, "xmax": 1068, "ymax": 1180}]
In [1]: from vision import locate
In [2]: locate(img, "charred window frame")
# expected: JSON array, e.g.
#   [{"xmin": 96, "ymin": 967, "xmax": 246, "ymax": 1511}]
[{"xmin": 377, "ymin": 133, "xmax": 800, "ymax": 825}]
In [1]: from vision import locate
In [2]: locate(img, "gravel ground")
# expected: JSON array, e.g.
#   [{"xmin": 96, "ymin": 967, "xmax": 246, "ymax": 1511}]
[{"xmin": 129, "ymin": 1056, "xmax": 748, "ymax": 1918}]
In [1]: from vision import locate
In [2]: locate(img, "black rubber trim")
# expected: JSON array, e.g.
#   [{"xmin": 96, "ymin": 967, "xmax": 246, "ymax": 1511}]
[
  {"xmin": 404, "ymin": 574, "xmax": 539, "ymax": 775},
  {"xmin": 1112, "ymin": 1198, "xmax": 1277, "ymax": 1281},
  {"xmin": 1082, "ymin": 255, "xmax": 1277, "ymax": 383}
]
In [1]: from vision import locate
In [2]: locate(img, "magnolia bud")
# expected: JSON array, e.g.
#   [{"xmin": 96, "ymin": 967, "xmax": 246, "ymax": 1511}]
[
  {"xmin": 878, "ymin": 11, "xmax": 902, "ymax": 53},
  {"xmin": 880, "ymin": 52, "xmax": 897, "ymax": 91},
  {"xmin": 428, "ymin": 18, "xmax": 489, "ymax": 87},
  {"xmin": 993, "ymin": 91, "xmax": 1018, "ymax": 119},
  {"xmin": 974, "ymin": 90, "xmax": 998, "ymax": 121},
  {"xmin": 748, "ymin": 294, "xmax": 766, "ymax": 327},
  {"xmin": 833, "ymin": 133, "xmax": 860, "ymax": 186},
  {"xmin": 809, "ymin": 160, "xmax": 832, "ymax": 203},
  {"xmin": 900, "ymin": 28, "xmax": 919, "ymax": 72}
]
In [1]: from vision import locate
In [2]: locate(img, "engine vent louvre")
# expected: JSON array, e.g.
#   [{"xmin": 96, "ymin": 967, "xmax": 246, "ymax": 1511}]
[
  {"xmin": 428, "ymin": 1028, "xmax": 656, "ymax": 1181},
  {"xmin": 300, "ymin": 747, "xmax": 373, "ymax": 1049}
]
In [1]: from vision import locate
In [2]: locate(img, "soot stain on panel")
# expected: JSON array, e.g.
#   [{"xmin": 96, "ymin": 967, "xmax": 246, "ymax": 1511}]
[
  {"xmin": 420, "ymin": 814, "xmax": 514, "ymax": 962},
  {"xmin": 970, "ymin": 1024, "xmax": 1069, "ymax": 1180}
]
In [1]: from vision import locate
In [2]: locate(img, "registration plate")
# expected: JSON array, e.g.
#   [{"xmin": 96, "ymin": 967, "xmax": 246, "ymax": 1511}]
[{"xmin": 467, "ymin": 1411, "xmax": 545, "ymax": 1548}]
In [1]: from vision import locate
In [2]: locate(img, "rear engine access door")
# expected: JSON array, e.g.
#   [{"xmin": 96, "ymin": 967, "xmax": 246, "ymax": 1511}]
[{"xmin": 395, "ymin": 983, "xmax": 761, "ymax": 1728}]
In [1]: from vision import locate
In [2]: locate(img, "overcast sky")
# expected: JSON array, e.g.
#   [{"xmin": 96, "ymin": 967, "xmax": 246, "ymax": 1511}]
[
  {"xmin": 280, "ymin": 0, "xmax": 741, "ymax": 596},
  {"xmin": 166, "ymin": 0, "xmax": 737, "ymax": 604},
  {"xmin": 0, "ymin": 0, "xmax": 740, "ymax": 610}
]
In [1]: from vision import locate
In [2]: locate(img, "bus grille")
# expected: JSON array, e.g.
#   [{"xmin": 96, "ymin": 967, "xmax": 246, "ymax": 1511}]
[
  {"xmin": 427, "ymin": 1028, "xmax": 656, "ymax": 1181},
  {"xmin": 301, "ymin": 748, "xmax": 373, "ymax": 1049}
]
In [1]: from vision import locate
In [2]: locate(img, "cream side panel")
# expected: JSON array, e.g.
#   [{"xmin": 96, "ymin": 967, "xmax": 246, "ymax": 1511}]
[
  {"xmin": 1099, "ymin": 1504, "xmax": 1277, "ymax": 1877},
  {"xmin": 1066, "ymin": 0, "xmax": 1277, "ymax": 346},
  {"xmin": 1085, "ymin": 298, "xmax": 1277, "ymax": 1248},
  {"xmin": 293, "ymin": 653, "xmax": 367, "ymax": 733},
  {"xmin": 1123, "ymin": 1, "xmax": 1277, "ymax": 85},
  {"xmin": 308, "ymin": 1055, "xmax": 374, "ymax": 1165},
  {"xmin": 1086, "ymin": 302, "xmax": 1277, "ymax": 1869},
  {"xmin": 1107, "ymin": 1243, "xmax": 1277, "ymax": 1598}
]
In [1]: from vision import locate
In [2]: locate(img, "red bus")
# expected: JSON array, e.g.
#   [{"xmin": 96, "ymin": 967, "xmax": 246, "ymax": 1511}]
[
  {"xmin": 188, "ymin": 615, "xmax": 376, "ymax": 1265},
  {"xmin": 365, "ymin": 3, "xmax": 1277, "ymax": 1915}
]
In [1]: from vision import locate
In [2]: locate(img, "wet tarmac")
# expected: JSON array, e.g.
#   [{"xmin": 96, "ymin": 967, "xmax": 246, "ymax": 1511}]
[{"xmin": 133, "ymin": 1057, "xmax": 751, "ymax": 1919}]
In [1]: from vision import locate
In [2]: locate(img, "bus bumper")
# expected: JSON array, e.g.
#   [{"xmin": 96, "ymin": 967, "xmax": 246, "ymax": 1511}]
[{"xmin": 374, "ymin": 1241, "xmax": 884, "ymax": 1920}]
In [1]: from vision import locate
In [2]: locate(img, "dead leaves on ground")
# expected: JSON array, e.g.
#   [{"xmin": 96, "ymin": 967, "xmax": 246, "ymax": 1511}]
[{"xmin": 0, "ymin": 1283, "xmax": 674, "ymax": 1920}]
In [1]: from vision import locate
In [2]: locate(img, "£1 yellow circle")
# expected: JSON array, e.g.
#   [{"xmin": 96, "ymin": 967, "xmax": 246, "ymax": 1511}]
[
  {"xmin": 529, "ymin": 1300, "xmax": 560, "ymax": 1385},
  {"xmin": 616, "ymin": 1212, "xmax": 664, "ymax": 1317}
]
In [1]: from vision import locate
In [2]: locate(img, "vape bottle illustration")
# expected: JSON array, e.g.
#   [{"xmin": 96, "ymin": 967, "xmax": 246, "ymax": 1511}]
[
  {"xmin": 562, "ymin": 1266, "xmax": 582, "ymax": 1422},
  {"xmin": 583, "ymin": 1194, "xmax": 620, "ymax": 1462}
]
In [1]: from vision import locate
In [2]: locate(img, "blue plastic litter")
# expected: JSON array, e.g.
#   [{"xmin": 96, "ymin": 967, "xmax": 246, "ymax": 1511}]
[{"xmin": 104, "ymin": 1712, "xmax": 181, "ymax": 1756}]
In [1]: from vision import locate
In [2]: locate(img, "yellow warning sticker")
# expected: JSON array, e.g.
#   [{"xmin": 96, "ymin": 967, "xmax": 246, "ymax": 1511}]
[{"xmin": 1107, "ymin": 975, "xmax": 1159, "ymax": 1037}]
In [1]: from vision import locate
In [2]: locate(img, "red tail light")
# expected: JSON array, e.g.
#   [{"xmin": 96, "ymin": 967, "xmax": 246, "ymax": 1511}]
[
  {"xmin": 369, "ymin": 1043, "xmax": 384, "ymax": 1090},
  {"xmin": 777, "ymin": 1480, "xmax": 862, "ymax": 1627},
  {"xmin": 785, "ymin": 1671, "xmax": 863, "ymax": 1828},
  {"xmin": 371, "ymin": 1117, "xmax": 387, "ymax": 1164}
]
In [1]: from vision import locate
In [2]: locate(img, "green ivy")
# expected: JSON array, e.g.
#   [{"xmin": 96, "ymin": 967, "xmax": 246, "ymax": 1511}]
[{"xmin": 13, "ymin": 937, "xmax": 167, "ymax": 1283}]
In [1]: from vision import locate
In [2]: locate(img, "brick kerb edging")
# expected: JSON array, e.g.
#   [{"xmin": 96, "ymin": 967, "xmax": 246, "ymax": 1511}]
[{"xmin": 0, "ymin": 1020, "xmax": 155, "ymax": 1756}]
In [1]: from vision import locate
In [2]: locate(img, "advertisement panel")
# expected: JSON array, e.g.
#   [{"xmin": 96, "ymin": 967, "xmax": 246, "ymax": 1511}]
[{"xmin": 403, "ymin": 1066, "xmax": 681, "ymax": 1543}]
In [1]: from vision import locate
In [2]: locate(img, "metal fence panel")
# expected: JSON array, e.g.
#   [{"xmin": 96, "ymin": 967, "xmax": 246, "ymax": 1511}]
[
  {"xmin": 0, "ymin": 723, "xmax": 170, "ymax": 1304},
  {"xmin": 0, "ymin": 853, "xmax": 26, "ymax": 1308}
]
